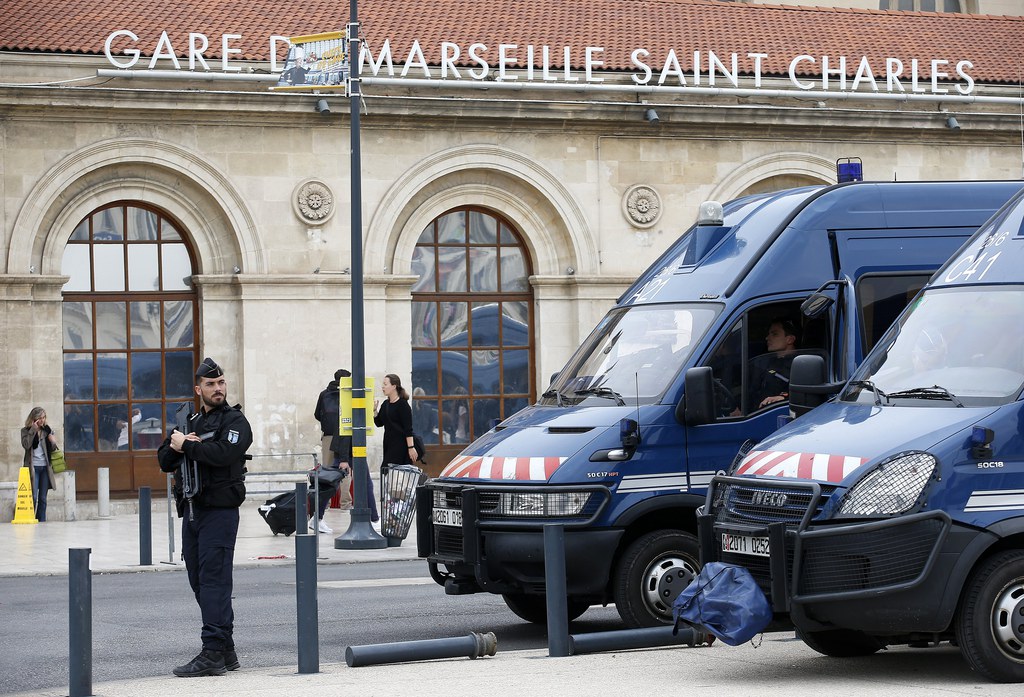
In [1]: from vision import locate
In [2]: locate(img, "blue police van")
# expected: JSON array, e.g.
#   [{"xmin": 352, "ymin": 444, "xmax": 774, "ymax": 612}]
[
  {"xmin": 702, "ymin": 185, "xmax": 1024, "ymax": 681},
  {"xmin": 416, "ymin": 179, "xmax": 1024, "ymax": 629}
]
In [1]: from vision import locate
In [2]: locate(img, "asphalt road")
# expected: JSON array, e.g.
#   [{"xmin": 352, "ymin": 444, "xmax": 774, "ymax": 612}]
[{"xmin": 0, "ymin": 559, "xmax": 624, "ymax": 694}]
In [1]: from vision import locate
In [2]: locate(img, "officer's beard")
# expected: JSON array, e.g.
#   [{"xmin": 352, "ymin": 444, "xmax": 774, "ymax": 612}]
[{"xmin": 201, "ymin": 392, "xmax": 226, "ymax": 409}]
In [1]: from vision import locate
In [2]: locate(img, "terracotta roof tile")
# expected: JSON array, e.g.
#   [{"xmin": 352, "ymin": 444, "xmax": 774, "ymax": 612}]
[{"xmin": 0, "ymin": 0, "xmax": 1021, "ymax": 84}]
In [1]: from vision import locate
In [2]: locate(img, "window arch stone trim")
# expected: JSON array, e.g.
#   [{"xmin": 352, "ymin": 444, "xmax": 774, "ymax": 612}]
[
  {"xmin": 708, "ymin": 152, "xmax": 836, "ymax": 203},
  {"xmin": 8, "ymin": 138, "xmax": 264, "ymax": 276}
]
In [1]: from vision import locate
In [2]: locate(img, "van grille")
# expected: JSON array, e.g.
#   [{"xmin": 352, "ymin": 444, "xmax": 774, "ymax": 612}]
[{"xmin": 713, "ymin": 481, "xmax": 835, "ymax": 526}]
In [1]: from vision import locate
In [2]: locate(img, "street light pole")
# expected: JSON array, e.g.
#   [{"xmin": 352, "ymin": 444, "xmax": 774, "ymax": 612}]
[{"xmin": 336, "ymin": 0, "xmax": 385, "ymax": 549}]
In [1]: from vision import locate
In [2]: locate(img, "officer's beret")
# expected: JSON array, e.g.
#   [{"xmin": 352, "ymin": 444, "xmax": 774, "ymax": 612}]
[{"xmin": 196, "ymin": 357, "xmax": 224, "ymax": 379}]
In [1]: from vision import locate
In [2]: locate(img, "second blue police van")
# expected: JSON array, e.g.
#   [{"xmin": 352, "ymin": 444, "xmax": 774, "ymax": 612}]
[{"xmin": 417, "ymin": 179, "xmax": 1024, "ymax": 629}]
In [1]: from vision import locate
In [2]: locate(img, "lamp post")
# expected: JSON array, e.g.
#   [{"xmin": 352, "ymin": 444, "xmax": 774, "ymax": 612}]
[{"xmin": 336, "ymin": 0, "xmax": 385, "ymax": 549}]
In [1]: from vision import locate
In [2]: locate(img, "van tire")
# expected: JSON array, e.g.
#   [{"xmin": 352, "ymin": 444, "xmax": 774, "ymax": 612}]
[
  {"xmin": 955, "ymin": 550, "xmax": 1024, "ymax": 682},
  {"xmin": 502, "ymin": 593, "xmax": 590, "ymax": 624},
  {"xmin": 797, "ymin": 628, "xmax": 885, "ymax": 657},
  {"xmin": 613, "ymin": 530, "xmax": 700, "ymax": 628}
]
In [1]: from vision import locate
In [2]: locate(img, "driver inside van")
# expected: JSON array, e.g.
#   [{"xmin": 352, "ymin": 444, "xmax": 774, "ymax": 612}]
[{"xmin": 748, "ymin": 317, "xmax": 800, "ymax": 410}]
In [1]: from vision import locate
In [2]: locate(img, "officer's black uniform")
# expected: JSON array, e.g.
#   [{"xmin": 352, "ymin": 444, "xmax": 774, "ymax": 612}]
[{"xmin": 157, "ymin": 357, "xmax": 252, "ymax": 677}]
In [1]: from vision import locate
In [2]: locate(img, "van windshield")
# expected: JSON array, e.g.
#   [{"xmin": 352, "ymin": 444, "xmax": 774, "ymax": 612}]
[
  {"xmin": 843, "ymin": 287, "xmax": 1024, "ymax": 407},
  {"xmin": 543, "ymin": 304, "xmax": 719, "ymax": 406}
]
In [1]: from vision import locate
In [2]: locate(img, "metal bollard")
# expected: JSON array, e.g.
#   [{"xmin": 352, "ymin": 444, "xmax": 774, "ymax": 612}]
[
  {"xmin": 295, "ymin": 481, "xmax": 308, "ymax": 535},
  {"xmin": 544, "ymin": 524, "xmax": 571, "ymax": 657},
  {"xmin": 163, "ymin": 473, "xmax": 176, "ymax": 565},
  {"xmin": 69, "ymin": 548, "xmax": 92, "ymax": 697},
  {"xmin": 138, "ymin": 486, "xmax": 152, "ymax": 566},
  {"xmin": 295, "ymin": 533, "xmax": 319, "ymax": 673},
  {"xmin": 570, "ymin": 625, "xmax": 704, "ymax": 655},
  {"xmin": 346, "ymin": 632, "xmax": 497, "ymax": 667}
]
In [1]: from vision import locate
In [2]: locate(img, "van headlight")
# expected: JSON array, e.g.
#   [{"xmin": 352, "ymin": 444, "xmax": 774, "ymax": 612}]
[
  {"xmin": 838, "ymin": 452, "xmax": 936, "ymax": 516},
  {"xmin": 496, "ymin": 491, "xmax": 592, "ymax": 518}
]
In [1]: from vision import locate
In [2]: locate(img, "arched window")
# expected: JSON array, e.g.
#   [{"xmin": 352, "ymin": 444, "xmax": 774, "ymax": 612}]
[
  {"xmin": 410, "ymin": 208, "xmax": 534, "ymax": 463},
  {"xmin": 60, "ymin": 203, "xmax": 199, "ymax": 494}
]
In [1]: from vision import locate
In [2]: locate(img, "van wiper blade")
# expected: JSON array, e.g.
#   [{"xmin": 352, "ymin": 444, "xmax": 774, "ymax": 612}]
[
  {"xmin": 542, "ymin": 388, "xmax": 565, "ymax": 407},
  {"xmin": 886, "ymin": 385, "xmax": 964, "ymax": 407},
  {"xmin": 573, "ymin": 386, "xmax": 626, "ymax": 405},
  {"xmin": 848, "ymin": 380, "xmax": 887, "ymax": 406}
]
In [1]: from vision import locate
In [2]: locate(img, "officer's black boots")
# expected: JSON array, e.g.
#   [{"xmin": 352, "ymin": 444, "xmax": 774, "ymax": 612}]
[
  {"xmin": 223, "ymin": 648, "xmax": 240, "ymax": 671},
  {"xmin": 172, "ymin": 649, "xmax": 227, "ymax": 677}
]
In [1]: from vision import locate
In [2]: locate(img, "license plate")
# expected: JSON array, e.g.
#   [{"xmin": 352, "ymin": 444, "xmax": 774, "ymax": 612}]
[
  {"xmin": 433, "ymin": 507, "xmax": 463, "ymax": 528},
  {"xmin": 721, "ymin": 532, "xmax": 770, "ymax": 557}
]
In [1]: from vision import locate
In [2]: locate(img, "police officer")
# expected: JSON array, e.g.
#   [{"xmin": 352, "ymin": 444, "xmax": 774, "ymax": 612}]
[{"xmin": 158, "ymin": 357, "xmax": 252, "ymax": 678}]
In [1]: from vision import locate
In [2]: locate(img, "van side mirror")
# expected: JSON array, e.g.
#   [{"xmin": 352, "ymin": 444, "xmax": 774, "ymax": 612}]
[
  {"xmin": 800, "ymin": 292, "xmax": 834, "ymax": 319},
  {"xmin": 789, "ymin": 354, "xmax": 828, "ymax": 416},
  {"xmin": 681, "ymin": 367, "xmax": 716, "ymax": 426}
]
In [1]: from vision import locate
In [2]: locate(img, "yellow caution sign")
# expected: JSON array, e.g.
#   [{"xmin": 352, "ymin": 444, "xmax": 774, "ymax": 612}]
[
  {"xmin": 11, "ymin": 467, "xmax": 37, "ymax": 525},
  {"xmin": 339, "ymin": 376, "xmax": 375, "ymax": 437}
]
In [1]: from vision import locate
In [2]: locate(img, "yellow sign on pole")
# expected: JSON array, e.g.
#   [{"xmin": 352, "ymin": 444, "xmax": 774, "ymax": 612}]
[
  {"xmin": 339, "ymin": 376, "xmax": 375, "ymax": 437},
  {"xmin": 11, "ymin": 467, "xmax": 37, "ymax": 525}
]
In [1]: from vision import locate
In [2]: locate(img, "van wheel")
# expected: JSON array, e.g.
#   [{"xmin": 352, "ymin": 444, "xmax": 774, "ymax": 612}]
[
  {"xmin": 797, "ymin": 628, "xmax": 885, "ymax": 657},
  {"xmin": 955, "ymin": 550, "xmax": 1024, "ymax": 682},
  {"xmin": 613, "ymin": 530, "xmax": 700, "ymax": 628},
  {"xmin": 502, "ymin": 593, "xmax": 590, "ymax": 624}
]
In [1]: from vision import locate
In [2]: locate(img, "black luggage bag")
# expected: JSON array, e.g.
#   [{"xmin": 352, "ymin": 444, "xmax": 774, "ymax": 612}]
[{"xmin": 258, "ymin": 491, "xmax": 301, "ymax": 536}]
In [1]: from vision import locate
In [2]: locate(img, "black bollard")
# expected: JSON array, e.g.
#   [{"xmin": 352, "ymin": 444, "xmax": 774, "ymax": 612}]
[
  {"xmin": 139, "ymin": 486, "xmax": 152, "ymax": 566},
  {"xmin": 295, "ymin": 533, "xmax": 319, "ymax": 673},
  {"xmin": 294, "ymin": 481, "xmax": 308, "ymax": 535},
  {"xmin": 345, "ymin": 632, "xmax": 497, "ymax": 667},
  {"xmin": 570, "ymin": 625, "xmax": 704, "ymax": 655},
  {"xmin": 69, "ymin": 548, "xmax": 92, "ymax": 697},
  {"xmin": 544, "ymin": 524, "xmax": 571, "ymax": 657}
]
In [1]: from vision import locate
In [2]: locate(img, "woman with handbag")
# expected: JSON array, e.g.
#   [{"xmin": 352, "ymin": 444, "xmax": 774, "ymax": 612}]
[{"xmin": 20, "ymin": 406, "xmax": 59, "ymax": 522}]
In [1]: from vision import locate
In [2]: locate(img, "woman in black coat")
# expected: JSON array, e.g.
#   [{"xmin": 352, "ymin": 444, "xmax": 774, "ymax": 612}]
[{"xmin": 374, "ymin": 373, "xmax": 416, "ymax": 467}]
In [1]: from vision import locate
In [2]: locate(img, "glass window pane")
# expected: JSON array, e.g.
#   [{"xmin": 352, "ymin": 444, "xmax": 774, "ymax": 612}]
[
  {"xmin": 165, "ymin": 351, "xmax": 195, "ymax": 399},
  {"xmin": 469, "ymin": 247, "xmax": 498, "ymax": 292},
  {"xmin": 441, "ymin": 397, "xmax": 469, "ymax": 444},
  {"xmin": 502, "ymin": 302, "xmax": 529, "ymax": 346},
  {"xmin": 61, "ymin": 245, "xmax": 91, "ymax": 292},
  {"xmin": 440, "ymin": 351, "xmax": 469, "ymax": 394},
  {"xmin": 162, "ymin": 244, "xmax": 192, "ymax": 291},
  {"xmin": 503, "ymin": 349, "xmax": 530, "ymax": 394},
  {"xmin": 468, "ymin": 211, "xmax": 497, "ymax": 244},
  {"xmin": 499, "ymin": 222, "xmax": 517, "ymax": 245},
  {"xmin": 162, "ymin": 220, "xmax": 182, "ymax": 240},
  {"xmin": 164, "ymin": 300, "xmax": 194, "ymax": 348},
  {"xmin": 439, "ymin": 302, "xmax": 469, "ymax": 346},
  {"xmin": 472, "ymin": 397, "xmax": 501, "ymax": 438},
  {"xmin": 132, "ymin": 403, "xmax": 164, "ymax": 450},
  {"xmin": 64, "ymin": 403, "xmax": 94, "ymax": 452},
  {"xmin": 471, "ymin": 302, "xmax": 500, "ymax": 346},
  {"xmin": 436, "ymin": 246, "xmax": 466, "ymax": 293},
  {"xmin": 97, "ymin": 403, "xmax": 126, "ymax": 451},
  {"xmin": 437, "ymin": 211, "xmax": 465, "ymax": 244},
  {"xmin": 128, "ymin": 245, "xmax": 159, "ymax": 291},
  {"xmin": 63, "ymin": 354, "xmax": 94, "ymax": 400},
  {"xmin": 96, "ymin": 353, "xmax": 128, "ymax": 399},
  {"xmin": 412, "ymin": 350, "xmax": 439, "ymax": 396},
  {"xmin": 472, "ymin": 349, "xmax": 500, "ymax": 394},
  {"xmin": 500, "ymin": 247, "xmax": 529, "ymax": 292},
  {"xmin": 70, "ymin": 219, "xmax": 89, "ymax": 241},
  {"xmin": 129, "ymin": 301, "xmax": 161, "ymax": 349},
  {"xmin": 411, "ymin": 246, "xmax": 435, "ymax": 292},
  {"xmin": 131, "ymin": 352, "xmax": 162, "ymax": 399},
  {"xmin": 412, "ymin": 397, "xmax": 440, "ymax": 443},
  {"xmin": 62, "ymin": 301, "xmax": 93, "ymax": 349},
  {"xmin": 93, "ymin": 245, "xmax": 125, "ymax": 291},
  {"xmin": 165, "ymin": 401, "xmax": 191, "ymax": 435},
  {"xmin": 127, "ymin": 207, "xmax": 158, "ymax": 241},
  {"xmin": 95, "ymin": 302, "xmax": 127, "ymax": 349},
  {"xmin": 919, "ymin": 0, "xmax": 935, "ymax": 10},
  {"xmin": 412, "ymin": 302, "xmax": 437, "ymax": 347},
  {"xmin": 93, "ymin": 207, "xmax": 124, "ymax": 241},
  {"xmin": 416, "ymin": 222, "xmax": 434, "ymax": 244}
]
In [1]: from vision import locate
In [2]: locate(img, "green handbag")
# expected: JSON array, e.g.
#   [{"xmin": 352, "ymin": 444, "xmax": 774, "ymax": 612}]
[{"xmin": 50, "ymin": 448, "xmax": 67, "ymax": 474}]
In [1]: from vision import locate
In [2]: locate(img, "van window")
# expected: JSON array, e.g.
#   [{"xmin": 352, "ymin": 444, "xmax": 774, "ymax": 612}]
[
  {"xmin": 705, "ymin": 301, "xmax": 830, "ymax": 418},
  {"xmin": 857, "ymin": 274, "xmax": 929, "ymax": 355}
]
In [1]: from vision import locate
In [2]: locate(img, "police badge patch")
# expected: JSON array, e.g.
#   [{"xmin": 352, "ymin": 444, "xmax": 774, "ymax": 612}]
[{"xmin": 227, "ymin": 430, "xmax": 239, "ymax": 444}]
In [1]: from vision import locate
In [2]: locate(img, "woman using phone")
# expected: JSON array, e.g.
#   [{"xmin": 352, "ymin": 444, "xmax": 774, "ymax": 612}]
[{"xmin": 20, "ymin": 407, "xmax": 58, "ymax": 521}]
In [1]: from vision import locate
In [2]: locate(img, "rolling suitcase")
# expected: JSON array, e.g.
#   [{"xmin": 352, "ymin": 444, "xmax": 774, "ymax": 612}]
[{"xmin": 258, "ymin": 491, "xmax": 300, "ymax": 536}]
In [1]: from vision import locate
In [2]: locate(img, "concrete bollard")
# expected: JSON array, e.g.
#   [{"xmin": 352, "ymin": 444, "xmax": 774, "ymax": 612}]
[
  {"xmin": 61, "ymin": 469, "xmax": 77, "ymax": 522},
  {"xmin": 97, "ymin": 468, "xmax": 110, "ymax": 518},
  {"xmin": 345, "ymin": 632, "xmax": 497, "ymax": 667}
]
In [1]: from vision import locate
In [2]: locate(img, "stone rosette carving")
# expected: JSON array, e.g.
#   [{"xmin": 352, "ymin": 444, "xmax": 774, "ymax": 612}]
[
  {"xmin": 292, "ymin": 179, "xmax": 336, "ymax": 226},
  {"xmin": 622, "ymin": 184, "xmax": 662, "ymax": 228}
]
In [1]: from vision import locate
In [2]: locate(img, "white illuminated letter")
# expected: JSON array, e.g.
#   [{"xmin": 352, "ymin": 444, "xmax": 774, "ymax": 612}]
[
  {"xmin": 188, "ymin": 33, "xmax": 210, "ymax": 71},
  {"xmin": 221, "ymin": 34, "xmax": 241, "ymax": 72},
  {"xmin": 885, "ymin": 57, "xmax": 905, "ymax": 92},
  {"xmin": 360, "ymin": 39, "xmax": 395, "ymax": 77},
  {"xmin": 658, "ymin": 49, "xmax": 685, "ymax": 86},
  {"xmin": 563, "ymin": 46, "xmax": 577, "ymax": 82},
  {"xmin": 498, "ymin": 44, "xmax": 518, "ymax": 81},
  {"xmin": 788, "ymin": 55, "xmax": 815, "ymax": 90},
  {"xmin": 955, "ymin": 60, "xmax": 974, "ymax": 96},
  {"xmin": 468, "ymin": 43, "xmax": 489, "ymax": 80},
  {"xmin": 585, "ymin": 46, "xmax": 604, "ymax": 83},
  {"xmin": 850, "ymin": 56, "xmax": 878, "ymax": 92},
  {"xmin": 707, "ymin": 51, "xmax": 737, "ymax": 87},
  {"xmin": 910, "ymin": 59, "xmax": 925, "ymax": 93},
  {"xmin": 631, "ymin": 48, "xmax": 652, "ymax": 85},
  {"xmin": 269, "ymin": 35, "xmax": 290, "ymax": 72},
  {"xmin": 747, "ymin": 52, "xmax": 767, "ymax": 88},
  {"xmin": 401, "ymin": 40, "xmax": 430, "ymax": 78},
  {"xmin": 821, "ymin": 55, "xmax": 846, "ymax": 91},
  {"xmin": 930, "ymin": 59, "xmax": 949, "ymax": 94},
  {"xmin": 441, "ymin": 42, "xmax": 461, "ymax": 78},
  {"xmin": 149, "ymin": 31, "xmax": 181, "ymax": 70},
  {"xmin": 104, "ymin": 30, "xmax": 140, "ymax": 69}
]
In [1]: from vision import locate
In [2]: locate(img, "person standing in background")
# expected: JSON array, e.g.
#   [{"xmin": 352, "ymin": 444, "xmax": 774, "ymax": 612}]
[
  {"xmin": 314, "ymin": 369, "xmax": 353, "ymax": 511},
  {"xmin": 20, "ymin": 407, "xmax": 58, "ymax": 522}
]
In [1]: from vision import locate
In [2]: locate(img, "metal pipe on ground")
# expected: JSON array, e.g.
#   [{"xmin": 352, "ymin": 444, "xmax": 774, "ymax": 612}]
[
  {"xmin": 345, "ymin": 632, "xmax": 497, "ymax": 667},
  {"xmin": 570, "ymin": 626, "xmax": 706, "ymax": 655},
  {"xmin": 69, "ymin": 548, "xmax": 92, "ymax": 697}
]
